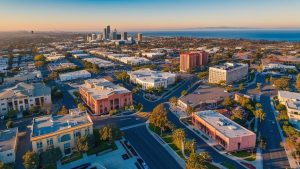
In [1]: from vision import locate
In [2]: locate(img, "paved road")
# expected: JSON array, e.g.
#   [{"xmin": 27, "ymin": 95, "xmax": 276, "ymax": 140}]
[
  {"xmin": 165, "ymin": 104, "xmax": 246, "ymax": 169},
  {"xmin": 124, "ymin": 125, "xmax": 183, "ymax": 169},
  {"xmin": 259, "ymin": 95, "xmax": 290, "ymax": 169},
  {"xmin": 91, "ymin": 115, "xmax": 147, "ymax": 129}
]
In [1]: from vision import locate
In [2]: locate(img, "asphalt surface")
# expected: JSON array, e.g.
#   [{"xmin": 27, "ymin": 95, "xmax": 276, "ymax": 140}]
[
  {"xmin": 259, "ymin": 95, "xmax": 290, "ymax": 169},
  {"xmin": 124, "ymin": 125, "xmax": 183, "ymax": 169},
  {"xmin": 91, "ymin": 115, "xmax": 147, "ymax": 129},
  {"xmin": 165, "ymin": 104, "xmax": 246, "ymax": 169}
]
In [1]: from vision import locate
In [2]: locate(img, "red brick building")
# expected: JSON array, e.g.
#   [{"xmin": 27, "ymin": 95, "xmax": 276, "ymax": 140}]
[
  {"xmin": 180, "ymin": 51, "xmax": 208, "ymax": 72},
  {"xmin": 79, "ymin": 78, "xmax": 133, "ymax": 115}
]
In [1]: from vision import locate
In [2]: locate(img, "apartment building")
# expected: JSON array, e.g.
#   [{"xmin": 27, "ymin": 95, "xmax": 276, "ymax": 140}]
[
  {"xmin": 0, "ymin": 128, "xmax": 18, "ymax": 164},
  {"xmin": 192, "ymin": 110, "xmax": 256, "ymax": 152},
  {"xmin": 209, "ymin": 63, "xmax": 248, "ymax": 84},
  {"xmin": 0, "ymin": 82, "xmax": 52, "ymax": 116},
  {"xmin": 79, "ymin": 78, "xmax": 132, "ymax": 115},
  {"xmin": 180, "ymin": 51, "xmax": 209, "ymax": 72},
  {"xmin": 128, "ymin": 68, "xmax": 177, "ymax": 90},
  {"xmin": 31, "ymin": 108, "xmax": 93, "ymax": 156}
]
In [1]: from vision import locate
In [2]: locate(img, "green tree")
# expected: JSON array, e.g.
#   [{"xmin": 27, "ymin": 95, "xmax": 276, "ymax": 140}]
[
  {"xmin": 185, "ymin": 139, "xmax": 196, "ymax": 154},
  {"xmin": 29, "ymin": 106, "xmax": 40, "ymax": 114},
  {"xmin": 34, "ymin": 55, "xmax": 45, "ymax": 61},
  {"xmin": 256, "ymin": 83, "xmax": 262, "ymax": 91},
  {"xmin": 199, "ymin": 152, "xmax": 211, "ymax": 162},
  {"xmin": 239, "ymin": 84, "xmax": 245, "ymax": 91},
  {"xmin": 222, "ymin": 96, "xmax": 234, "ymax": 108},
  {"xmin": 276, "ymin": 104, "xmax": 286, "ymax": 111},
  {"xmin": 77, "ymin": 103, "xmax": 87, "ymax": 112},
  {"xmin": 186, "ymin": 152, "xmax": 207, "ymax": 169},
  {"xmin": 273, "ymin": 78, "xmax": 290, "ymax": 90},
  {"xmin": 57, "ymin": 106, "xmax": 68, "ymax": 115},
  {"xmin": 75, "ymin": 136, "xmax": 89, "ymax": 154},
  {"xmin": 99, "ymin": 126, "xmax": 113, "ymax": 142},
  {"xmin": 22, "ymin": 151, "xmax": 39, "ymax": 169},
  {"xmin": 197, "ymin": 72, "xmax": 208, "ymax": 79},
  {"xmin": 172, "ymin": 128, "xmax": 186, "ymax": 151},
  {"xmin": 186, "ymin": 106, "xmax": 194, "ymax": 116},
  {"xmin": 181, "ymin": 90, "xmax": 188, "ymax": 96},
  {"xmin": 231, "ymin": 108, "xmax": 244, "ymax": 122},
  {"xmin": 254, "ymin": 109, "xmax": 266, "ymax": 122},
  {"xmin": 149, "ymin": 104, "xmax": 169, "ymax": 135},
  {"xmin": 115, "ymin": 71, "xmax": 130, "ymax": 82},
  {"xmin": 256, "ymin": 103, "xmax": 263, "ymax": 109},
  {"xmin": 40, "ymin": 147, "xmax": 62, "ymax": 165},
  {"xmin": 7, "ymin": 110, "xmax": 17, "ymax": 119},
  {"xmin": 0, "ymin": 162, "xmax": 13, "ymax": 169},
  {"xmin": 169, "ymin": 96, "xmax": 178, "ymax": 106},
  {"xmin": 6, "ymin": 120, "xmax": 13, "ymax": 129}
]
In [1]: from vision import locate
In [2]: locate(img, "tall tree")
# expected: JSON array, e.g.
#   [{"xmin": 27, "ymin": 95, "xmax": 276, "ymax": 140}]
[
  {"xmin": 255, "ymin": 109, "xmax": 266, "ymax": 122},
  {"xmin": 186, "ymin": 152, "xmax": 207, "ymax": 169},
  {"xmin": 99, "ymin": 126, "xmax": 113, "ymax": 142},
  {"xmin": 222, "ymin": 96, "xmax": 234, "ymax": 108},
  {"xmin": 169, "ymin": 96, "xmax": 178, "ymax": 106},
  {"xmin": 75, "ymin": 136, "xmax": 89, "ymax": 154},
  {"xmin": 172, "ymin": 128, "xmax": 186, "ymax": 151},
  {"xmin": 149, "ymin": 104, "xmax": 169, "ymax": 135},
  {"xmin": 23, "ymin": 151, "xmax": 39, "ymax": 169}
]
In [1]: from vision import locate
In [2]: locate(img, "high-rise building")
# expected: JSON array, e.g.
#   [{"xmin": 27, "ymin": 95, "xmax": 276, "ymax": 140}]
[
  {"xmin": 121, "ymin": 32, "xmax": 128, "ymax": 40},
  {"xmin": 106, "ymin": 25, "xmax": 111, "ymax": 39},
  {"xmin": 137, "ymin": 33, "xmax": 143, "ymax": 42},
  {"xmin": 103, "ymin": 28, "xmax": 107, "ymax": 39},
  {"xmin": 208, "ymin": 62, "xmax": 248, "ymax": 84},
  {"xmin": 112, "ymin": 29, "xmax": 117, "ymax": 40},
  {"xmin": 180, "ymin": 51, "xmax": 209, "ymax": 72},
  {"xmin": 91, "ymin": 33, "xmax": 97, "ymax": 41},
  {"xmin": 116, "ymin": 34, "xmax": 121, "ymax": 40}
]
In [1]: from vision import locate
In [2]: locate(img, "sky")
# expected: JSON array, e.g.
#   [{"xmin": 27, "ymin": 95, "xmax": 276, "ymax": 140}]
[{"xmin": 0, "ymin": 0, "xmax": 300, "ymax": 32}]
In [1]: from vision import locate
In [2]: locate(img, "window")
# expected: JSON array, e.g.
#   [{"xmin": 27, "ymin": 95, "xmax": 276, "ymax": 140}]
[
  {"xmin": 60, "ymin": 134, "xmax": 71, "ymax": 142},
  {"xmin": 85, "ymin": 128, "xmax": 90, "ymax": 136},
  {"xmin": 47, "ymin": 138, "xmax": 53, "ymax": 146},
  {"xmin": 7, "ymin": 153, "xmax": 12, "ymax": 157},
  {"xmin": 74, "ymin": 131, "xmax": 81, "ymax": 137},
  {"xmin": 37, "ymin": 141, "xmax": 43, "ymax": 149}
]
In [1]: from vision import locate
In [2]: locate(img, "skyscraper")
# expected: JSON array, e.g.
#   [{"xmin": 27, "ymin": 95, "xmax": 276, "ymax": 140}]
[
  {"xmin": 103, "ymin": 28, "xmax": 107, "ymax": 39},
  {"xmin": 121, "ymin": 32, "xmax": 128, "ymax": 40},
  {"xmin": 106, "ymin": 25, "xmax": 110, "ymax": 39},
  {"xmin": 137, "ymin": 33, "xmax": 143, "ymax": 42},
  {"xmin": 112, "ymin": 29, "xmax": 117, "ymax": 40}
]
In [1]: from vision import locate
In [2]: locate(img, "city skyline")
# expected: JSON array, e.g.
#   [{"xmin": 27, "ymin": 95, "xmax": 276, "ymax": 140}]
[{"xmin": 1, "ymin": 0, "xmax": 300, "ymax": 32}]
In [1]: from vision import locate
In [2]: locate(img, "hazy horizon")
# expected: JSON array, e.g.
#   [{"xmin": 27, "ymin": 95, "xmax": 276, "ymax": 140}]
[{"xmin": 1, "ymin": 0, "xmax": 300, "ymax": 32}]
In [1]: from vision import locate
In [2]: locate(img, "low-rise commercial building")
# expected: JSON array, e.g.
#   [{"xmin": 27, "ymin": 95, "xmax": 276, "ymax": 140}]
[
  {"xmin": 128, "ymin": 68, "xmax": 176, "ymax": 90},
  {"xmin": 59, "ymin": 70, "xmax": 91, "ymax": 82},
  {"xmin": 192, "ymin": 110, "xmax": 256, "ymax": 152},
  {"xmin": 209, "ymin": 63, "xmax": 248, "ymax": 84},
  {"xmin": 44, "ymin": 52, "xmax": 65, "ymax": 61},
  {"xmin": 31, "ymin": 108, "xmax": 93, "ymax": 155},
  {"xmin": 48, "ymin": 62, "xmax": 77, "ymax": 72},
  {"xmin": 3, "ymin": 71, "xmax": 42, "ymax": 85},
  {"xmin": 82, "ymin": 58, "xmax": 115, "ymax": 68},
  {"xmin": 178, "ymin": 86, "xmax": 230, "ymax": 111},
  {"xmin": 0, "ymin": 128, "xmax": 18, "ymax": 164},
  {"xmin": 142, "ymin": 52, "xmax": 165, "ymax": 59},
  {"xmin": 79, "ymin": 78, "xmax": 132, "ymax": 115},
  {"xmin": 278, "ymin": 91, "xmax": 300, "ymax": 129},
  {"xmin": 0, "ymin": 82, "xmax": 52, "ymax": 116}
]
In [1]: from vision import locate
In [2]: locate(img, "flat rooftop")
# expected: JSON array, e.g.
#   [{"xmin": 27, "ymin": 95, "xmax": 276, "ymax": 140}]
[
  {"xmin": 278, "ymin": 90, "xmax": 300, "ymax": 100},
  {"xmin": 59, "ymin": 70, "xmax": 91, "ymax": 77},
  {"xmin": 179, "ymin": 85, "xmax": 230, "ymax": 107},
  {"xmin": 211, "ymin": 62, "xmax": 247, "ymax": 71},
  {"xmin": 0, "ymin": 127, "xmax": 18, "ymax": 152},
  {"xmin": 195, "ymin": 110, "xmax": 255, "ymax": 138},
  {"xmin": 32, "ymin": 108, "xmax": 92, "ymax": 137},
  {"xmin": 129, "ymin": 68, "xmax": 176, "ymax": 83},
  {"xmin": 80, "ymin": 78, "xmax": 131, "ymax": 100}
]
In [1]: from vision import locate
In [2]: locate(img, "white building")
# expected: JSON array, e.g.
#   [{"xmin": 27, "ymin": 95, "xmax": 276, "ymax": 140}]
[
  {"xmin": 209, "ymin": 63, "xmax": 248, "ymax": 84},
  {"xmin": 44, "ymin": 52, "xmax": 65, "ymax": 61},
  {"xmin": 128, "ymin": 68, "xmax": 176, "ymax": 89},
  {"xmin": 0, "ymin": 128, "xmax": 18, "ymax": 164},
  {"xmin": 119, "ymin": 57, "xmax": 150, "ymax": 65},
  {"xmin": 82, "ymin": 58, "xmax": 115, "ymax": 68},
  {"xmin": 278, "ymin": 90, "xmax": 300, "ymax": 130},
  {"xmin": 3, "ymin": 70, "xmax": 42, "ymax": 85},
  {"xmin": 263, "ymin": 63, "xmax": 297, "ymax": 71},
  {"xmin": 59, "ymin": 70, "xmax": 91, "ymax": 82},
  {"xmin": 142, "ymin": 52, "xmax": 165, "ymax": 59},
  {"xmin": 73, "ymin": 54, "xmax": 90, "ymax": 59}
]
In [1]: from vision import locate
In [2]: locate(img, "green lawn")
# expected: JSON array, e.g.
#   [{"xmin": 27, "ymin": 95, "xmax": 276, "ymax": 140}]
[
  {"xmin": 231, "ymin": 150, "xmax": 253, "ymax": 158},
  {"xmin": 43, "ymin": 163, "xmax": 57, "ymax": 169},
  {"xmin": 244, "ymin": 155, "xmax": 256, "ymax": 161},
  {"xmin": 61, "ymin": 153, "xmax": 83, "ymax": 165},
  {"xmin": 221, "ymin": 162, "xmax": 236, "ymax": 169},
  {"xmin": 87, "ymin": 141, "xmax": 116, "ymax": 156},
  {"xmin": 204, "ymin": 162, "xmax": 220, "ymax": 169},
  {"xmin": 162, "ymin": 135, "xmax": 172, "ymax": 143}
]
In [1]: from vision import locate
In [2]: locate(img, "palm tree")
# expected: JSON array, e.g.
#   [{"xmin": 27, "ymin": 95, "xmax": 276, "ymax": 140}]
[{"xmin": 255, "ymin": 109, "xmax": 266, "ymax": 122}]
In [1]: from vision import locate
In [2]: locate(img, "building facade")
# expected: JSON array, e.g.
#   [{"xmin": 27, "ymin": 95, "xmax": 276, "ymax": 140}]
[
  {"xmin": 31, "ymin": 109, "xmax": 93, "ymax": 156},
  {"xmin": 0, "ymin": 128, "xmax": 18, "ymax": 164},
  {"xmin": 0, "ymin": 82, "xmax": 52, "ymax": 116},
  {"xmin": 79, "ymin": 78, "xmax": 133, "ymax": 115},
  {"xmin": 59, "ymin": 70, "xmax": 91, "ymax": 82},
  {"xmin": 209, "ymin": 63, "xmax": 248, "ymax": 84},
  {"xmin": 180, "ymin": 51, "xmax": 208, "ymax": 72},
  {"xmin": 192, "ymin": 110, "xmax": 256, "ymax": 152},
  {"xmin": 128, "ymin": 68, "xmax": 177, "ymax": 90}
]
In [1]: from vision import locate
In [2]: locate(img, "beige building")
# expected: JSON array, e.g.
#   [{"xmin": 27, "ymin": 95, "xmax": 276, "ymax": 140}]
[
  {"xmin": 209, "ymin": 63, "xmax": 248, "ymax": 84},
  {"xmin": 31, "ymin": 108, "xmax": 93, "ymax": 156},
  {"xmin": 0, "ymin": 127, "xmax": 18, "ymax": 164},
  {"xmin": 0, "ymin": 82, "xmax": 52, "ymax": 116}
]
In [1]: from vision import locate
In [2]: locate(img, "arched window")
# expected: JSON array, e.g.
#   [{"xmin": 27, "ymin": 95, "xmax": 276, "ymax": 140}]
[{"xmin": 60, "ymin": 134, "xmax": 71, "ymax": 142}]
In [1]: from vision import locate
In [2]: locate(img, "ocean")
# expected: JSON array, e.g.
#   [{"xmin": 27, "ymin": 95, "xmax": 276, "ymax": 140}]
[{"xmin": 139, "ymin": 29, "xmax": 300, "ymax": 42}]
